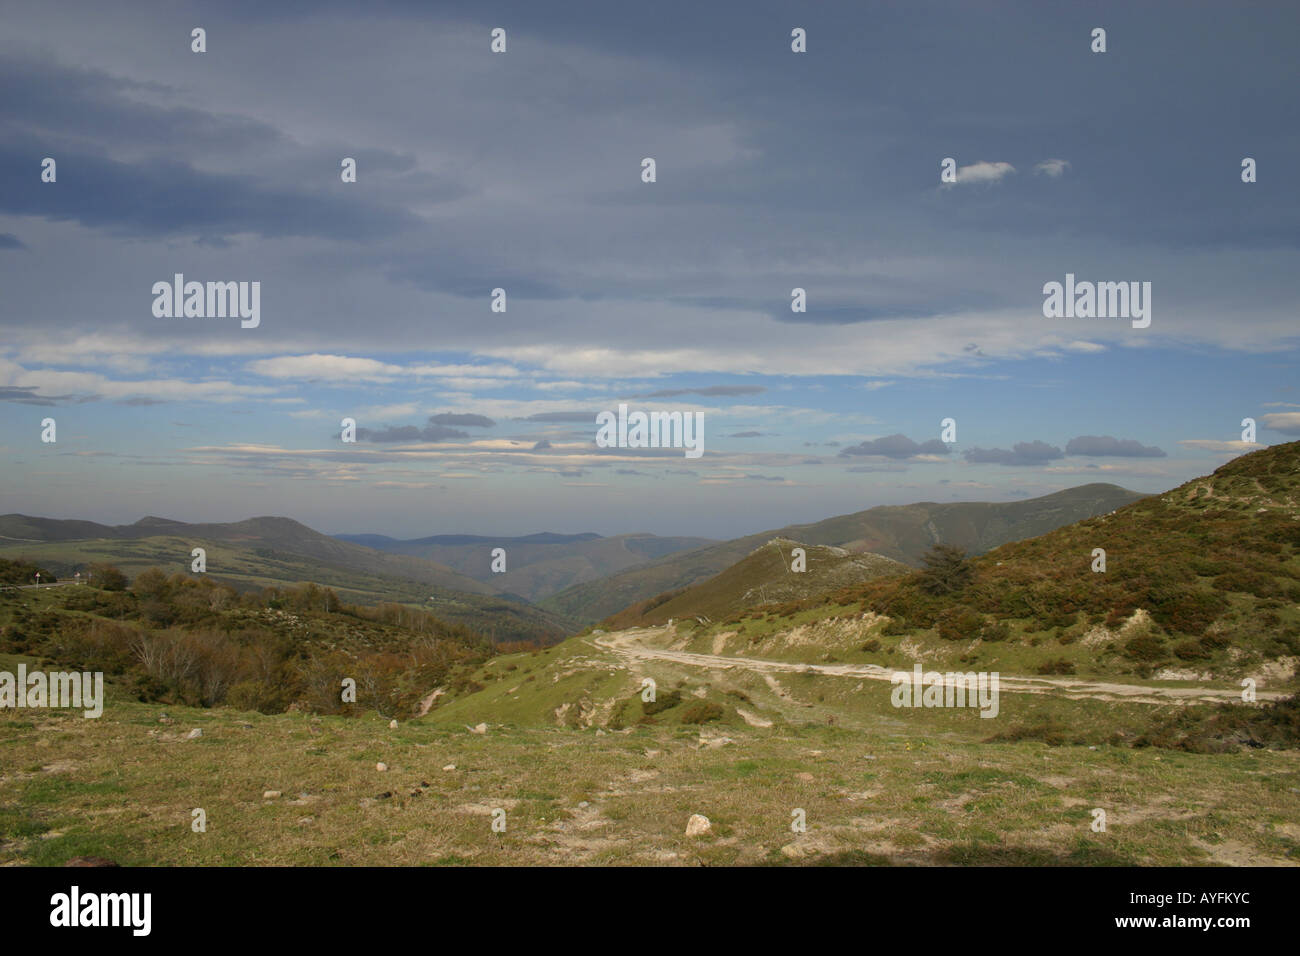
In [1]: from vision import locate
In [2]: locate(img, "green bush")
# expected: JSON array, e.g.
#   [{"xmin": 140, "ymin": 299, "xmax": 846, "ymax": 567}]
[
  {"xmin": 935, "ymin": 606, "xmax": 982, "ymax": 642},
  {"xmin": 1124, "ymin": 634, "xmax": 1167, "ymax": 662},
  {"xmin": 1036, "ymin": 658, "xmax": 1076, "ymax": 675},
  {"xmin": 979, "ymin": 620, "xmax": 1011, "ymax": 642},
  {"xmin": 679, "ymin": 701, "xmax": 724, "ymax": 724},
  {"xmin": 641, "ymin": 689, "xmax": 682, "ymax": 717}
]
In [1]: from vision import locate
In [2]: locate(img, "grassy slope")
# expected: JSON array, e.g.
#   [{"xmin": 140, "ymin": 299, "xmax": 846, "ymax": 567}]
[
  {"xmin": 604, "ymin": 540, "xmax": 907, "ymax": 629},
  {"xmin": 3, "ymin": 635, "xmax": 1296, "ymax": 866}
]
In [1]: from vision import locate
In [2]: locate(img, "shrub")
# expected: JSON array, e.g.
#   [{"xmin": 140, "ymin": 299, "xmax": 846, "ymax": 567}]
[
  {"xmin": 935, "ymin": 606, "xmax": 982, "ymax": 642},
  {"xmin": 1173, "ymin": 639, "xmax": 1210, "ymax": 661},
  {"xmin": 679, "ymin": 701, "xmax": 724, "ymax": 724},
  {"xmin": 1124, "ymin": 633, "xmax": 1167, "ymax": 662},
  {"xmin": 1036, "ymin": 658, "xmax": 1076, "ymax": 675},
  {"xmin": 641, "ymin": 689, "xmax": 682, "ymax": 717},
  {"xmin": 980, "ymin": 620, "xmax": 1011, "ymax": 642}
]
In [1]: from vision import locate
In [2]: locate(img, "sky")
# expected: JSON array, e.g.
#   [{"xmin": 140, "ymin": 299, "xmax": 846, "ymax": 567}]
[{"xmin": 1, "ymin": 0, "xmax": 1297, "ymax": 539}]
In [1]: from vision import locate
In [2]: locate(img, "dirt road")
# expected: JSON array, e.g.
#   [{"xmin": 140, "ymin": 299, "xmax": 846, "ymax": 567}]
[{"xmin": 592, "ymin": 627, "xmax": 1287, "ymax": 705}]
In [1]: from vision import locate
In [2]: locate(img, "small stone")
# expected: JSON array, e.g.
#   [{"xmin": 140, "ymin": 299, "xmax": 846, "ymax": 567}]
[
  {"xmin": 262, "ymin": 790, "xmax": 281, "ymax": 799},
  {"xmin": 796, "ymin": 772, "xmax": 814, "ymax": 782},
  {"xmin": 685, "ymin": 813, "xmax": 712, "ymax": 837},
  {"xmin": 442, "ymin": 764, "xmax": 456, "ymax": 771},
  {"xmin": 780, "ymin": 843, "xmax": 809, "ymax": 859},
  {"xmin": 578, "ymin": 801, "xmax": 590, "ymax": 809},
  {"xmin": 469, "ymin": 722, "xmax": 488, "ymax": 734},
  {"xmin": 376, "ymin": 791, "xmax": 393, "ymax": 800},
  {"xmin": 376, "ymin": 762, "xmax": 388, "ymax": 772},
  {"xmin": 389, "ymin": 719, "xmax": 398, "ymax": 729},
  {"xmin": 186, "ymin": 728, "xmax": 202, "ymax": 739}
]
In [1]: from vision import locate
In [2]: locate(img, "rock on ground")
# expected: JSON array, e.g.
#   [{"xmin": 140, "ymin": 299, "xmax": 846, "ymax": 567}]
[{"xmin": 686, "ymin": 814, "xmax": 712, "ymax": 837}]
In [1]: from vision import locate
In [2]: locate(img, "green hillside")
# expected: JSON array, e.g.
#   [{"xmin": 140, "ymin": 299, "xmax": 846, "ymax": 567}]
[
  {"xmin": 604, "ymin": 539, "xmax": 907, "ymax": 629},
  {"xmin": 0, "ymin": 517, "xmax": 572, "ymax": 643},
  {"xmin": 541, "ymin": 483, "xmax": 1146, "ymax": 626},
  {"xmin": 671, "ymin": 442, "xmax": 1300, "ymax": 683}
]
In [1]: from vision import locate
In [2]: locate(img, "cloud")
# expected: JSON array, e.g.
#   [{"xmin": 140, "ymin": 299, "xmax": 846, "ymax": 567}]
[
  {"xmin": 357, "ymin": 422, "xmax": 469, "ymax": 442},
  {"xmin": 1065, "ymin": 435, "xmax": 1166, "ymax": 458},
  {"xmin": 1034, "ymin": 159, "xmax": 1071, "ymax": 177},
  {"xmin": 838, "ymin": 433, "xmax": 951, "ymax": 459},
  {"xmin": 522, "ymin": 411, "xmax": 596, "ymax": 423},
  {"xmin": 1177, "ymin": 439, "xmax": 1264, "ymax": 452},
  {"xmin": 845, "ymin": 464, "xmax": 908, "ymax": 473},
  {"xmin": 643, "ymin": 385, "xmax": 766, "ymax": 398},
  {"xmin": 248, "ymin": 354, "xmax": 401, "ymax": 382},
  {"xmin": 532, "ymin": 439, "xmax": 552, "ymax": 450},
  {"xmin": 430, "ymin": 412, "xmax": 496, "ymax": 427},
  {"xmin": 964, "ymin": 441, "xmax": 1063, "ymax": 466},
  {"xmin": 953, "ymin": 161, "xmax": 1016, "ymax": 185},
  {"xmin": 1261, "ymin": 412, "xmax": 1300, "ymax": 435},
  {"xmin": 0, "ymin": 233, "xmax": 27, "ymax": 250},
  {"xmin": 0, "ymin": 385, "xmax": 62, "ymax": 405},
  {"xmin": 728, "ymin": 431, "xmax": 764, "ymax": 438}
]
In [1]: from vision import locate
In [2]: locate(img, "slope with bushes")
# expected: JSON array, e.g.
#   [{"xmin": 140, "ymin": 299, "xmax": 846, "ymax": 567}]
[{"xmin": 0, "ymin": 569, "xmax": 493, "ymax": 718}]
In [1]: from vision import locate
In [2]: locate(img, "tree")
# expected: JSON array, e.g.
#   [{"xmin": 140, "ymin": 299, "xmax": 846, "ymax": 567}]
[
  {"xmin": 88, "ymin": 563, "xmax": 128, "ymax": 591},
  {"xmin": 917, "ymin": 544, "xmax": 973, "ymax": 596}
]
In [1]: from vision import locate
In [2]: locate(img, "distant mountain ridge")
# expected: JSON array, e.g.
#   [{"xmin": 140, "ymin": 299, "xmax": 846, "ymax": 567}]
[
  {"xmin": 332, "ymin": 529, "xmax": 716, "ymax": 601},
  {"xmin": 540, "ymin": 483, "xmax": 1148, "ymax": 625},
  {"xmin": 0, "ymin": 513, "xmax": 572, "ymax": 643}
]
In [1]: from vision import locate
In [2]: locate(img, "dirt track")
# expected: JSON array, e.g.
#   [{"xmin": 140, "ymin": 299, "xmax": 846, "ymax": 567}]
[{"xmin": 592, "ymin": 627, "xmax": 1287, "ymax": 706}]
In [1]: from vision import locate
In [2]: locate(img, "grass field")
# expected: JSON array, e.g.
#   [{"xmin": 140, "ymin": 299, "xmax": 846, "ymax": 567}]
[{"xmin": 3, "ymin": 633, "xmax": 1297, "ymax": 866}]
